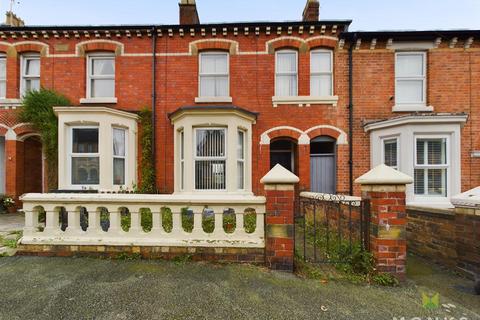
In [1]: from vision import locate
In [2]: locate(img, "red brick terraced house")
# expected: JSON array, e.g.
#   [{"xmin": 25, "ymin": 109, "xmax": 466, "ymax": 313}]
[{"xmin": 0, "ymin": 0, "xmax": 479, "ymax": 209}]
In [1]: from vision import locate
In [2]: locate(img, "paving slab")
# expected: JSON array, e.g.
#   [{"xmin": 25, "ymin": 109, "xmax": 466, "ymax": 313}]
[{"xmin": 0, "ymin": 213, "xmax": 24, "ymax": 232}]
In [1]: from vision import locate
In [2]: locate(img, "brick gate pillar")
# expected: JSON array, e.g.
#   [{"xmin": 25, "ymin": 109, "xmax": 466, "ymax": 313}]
[
  {"xmin": 261, "ymin": 164, "xmax": 299, "ymax": 272},
  {"xmin": 355, "ymin": 164, "xmax": 413, "ymax": 281}
]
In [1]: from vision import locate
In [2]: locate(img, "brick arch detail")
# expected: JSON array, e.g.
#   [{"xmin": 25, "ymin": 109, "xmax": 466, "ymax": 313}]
[
  {"xmin": 76, "ymin": 40, "xmax": 124, "ymax": 56},
  {"xmin": 13, "ymin": 123, "xmax": 36, "ymax": 137},
  {"xmin": 13, "ymin": 41, "xmax": 49, "ymax": 57},
  {"xmin": 306, "ymin": 36, "xmax": 338, "ymax": 50},
  {"xmin": 260, "ymin": 126, "xmax": 310, "ymax": 145},
  {"xmin": 190, "ymin": 39, "xmax": 239, "ymax": 55},
  {"xmin": 305, "ymin": 125, "xmax": 348, "ymax": 145},
  {"xmin": 267, "ymin": 36, "xmax": 308, "ymax": 53}
]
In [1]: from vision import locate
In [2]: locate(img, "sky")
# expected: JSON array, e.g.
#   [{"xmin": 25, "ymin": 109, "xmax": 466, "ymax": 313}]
[{"xmin": 2, "ymin": 0, "xmax": 480, "ymax": 31}]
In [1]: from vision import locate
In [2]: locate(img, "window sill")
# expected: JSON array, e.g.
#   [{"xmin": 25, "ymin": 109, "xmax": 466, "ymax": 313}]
[
  {"xmin": 195, "ymin": 96, "xmax": 233, "ymax": 103},
  {"xmin": 80, "ymin": 97, "xmax": 118, "ymax": 104},
  {"xmin": 392, "ymin": 105, "xmax": 433, "ymax": 112},
  {"xmin": 272, "ymin": 96, "xmax": 339, "ymax": 107},
  {"xmin": 0, "ymin": 98, "xmax": 22, "ymax": 107}
]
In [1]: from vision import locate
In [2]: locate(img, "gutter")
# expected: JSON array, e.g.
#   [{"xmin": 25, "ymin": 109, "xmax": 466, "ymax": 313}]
[{"xmin": 348, "ymin": 33, "xmax": 356, "ymax": 196}]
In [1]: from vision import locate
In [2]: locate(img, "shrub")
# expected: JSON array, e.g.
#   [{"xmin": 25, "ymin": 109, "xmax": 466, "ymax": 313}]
[
  {"xmin": 18, "ymin": 89, "xmax": 71, "ymax": 190},
  {"xmin": 0, "ymin": 195, "xmax": 15, "ymax": 214}
]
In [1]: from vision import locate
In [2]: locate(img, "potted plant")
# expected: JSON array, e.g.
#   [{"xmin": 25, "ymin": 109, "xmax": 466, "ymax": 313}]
[{"xmin": 0, "ymin": 195, "xmax": 15, "ymax": 214}]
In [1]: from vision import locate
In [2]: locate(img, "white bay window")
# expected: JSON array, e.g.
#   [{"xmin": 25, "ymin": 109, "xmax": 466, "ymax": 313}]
[
  {"xmin": 414, "ymin": 137, "xmax": 448, "ymax": 197},
  {"xmin": 171, "ymin": 107, "xmax": 255, "ymax": 194},
  {"xmin": 383, "ymin": 138, "xmax": 399, "ymax": 170},
  {"xmin": 56, "ymin": 107, "xmax": 138, "ymax": 191}
]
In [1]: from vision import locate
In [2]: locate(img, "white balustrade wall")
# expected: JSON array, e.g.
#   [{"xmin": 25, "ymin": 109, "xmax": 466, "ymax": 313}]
[{"xmin": 20, "ymin": 193, "xmax": 266, "ymax": 248}]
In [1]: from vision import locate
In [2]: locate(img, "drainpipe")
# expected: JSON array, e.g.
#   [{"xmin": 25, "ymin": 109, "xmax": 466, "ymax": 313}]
[
  {"xmin": 348, "ymin": 33, "xmax": 356, "ymax": 196},
  {"xmin": 151, "ymin": 26, "xmax": 157, "ymax": 187}
]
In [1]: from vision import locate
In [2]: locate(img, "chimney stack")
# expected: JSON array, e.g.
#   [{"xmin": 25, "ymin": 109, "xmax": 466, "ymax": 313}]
[
  {"xmin": 5, "ymin": 11, "xmax": 24, "ymax": 27},
  {"xmin": 302, "ymin": 0, "xmax": 319, "ymax": 22},
  {"xmin": 179, "ymin": 0, "xmax": 200, "ymax": 25}
]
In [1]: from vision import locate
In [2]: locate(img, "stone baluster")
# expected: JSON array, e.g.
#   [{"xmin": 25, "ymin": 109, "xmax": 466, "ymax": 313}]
[
  {"xmin": 44, "ymin": 209, "xmax": 60, "ymax": 235},
  {"xmin": 235, "ymin": 211, "xmax": 245, "ymax": 234},
  {"xmin": 214, "ymin": 210, "xmax": 223, "ymax": 234},
  {"xmin": 193, "ymin": 210, "xmax": 203, "ymax": 234},
  {"xmin": 130, "ymin": 210, "xmax": 142, "ymax": 234},
  {"xmin": 171, "ymin": 210, "xmax": 183, "ymax": 235},
  {"xmin": 109, "ymin": 210, "xmax": 122, "ymax": 234},
  {"xmin": 151, "ymin": 209, "xmax": 163, "ymax": 234},
  {"xmin": 24, "ymin": 209, "xmax": 39, "ymax": 236},
  {"xmin": 65, "ymin": 207, "xmax": 82, "ymax": 235},
  {"xmin": 86, "ymin": 208, "xmax": 101, "ymax": 235}
]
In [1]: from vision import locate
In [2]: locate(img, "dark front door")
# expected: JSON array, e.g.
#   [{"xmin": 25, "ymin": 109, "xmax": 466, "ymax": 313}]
[
  {"xmin": 310, "ymin": 137, "xmax": 336, "ymax": 194},
  {"xmin": 270, "ymin": 139, "xmax": 295, "ymax": 173}
]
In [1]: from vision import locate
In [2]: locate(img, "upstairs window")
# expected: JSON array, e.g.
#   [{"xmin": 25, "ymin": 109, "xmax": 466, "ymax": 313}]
[
  {"xmin": 87, "ymin": 54, "xmax": 115, "ymax": 99},
  {"xmin": 71, "ymin": 127, "xmax": 100, "ymax": 186},
  {"xmin": 414, "ymin": 137, "xmax": 448, "ymax": 197},
  {"xmin": 199, "ymin": 52, "xmax": 229, "ymax": 97},
  {"xmin": 275, "ymin": 50, "xmax": 298, "ymax": 97},
  {"xmin": 383, "ymin": 138, "xmax": 399, "ymax": 170},
  {"xmin": 20, "ymin": 54, "xmax": 40, "ymax": 96},
  {"xmin": 0, "ymin": 54, "xmax": 6, "ymax": 98},
  {"xmin": 395, "ymin": 52, "xmax": 426, "ymax": 106},
  {"xmin": 310, "ymin": 50, "xmax": 333, "ymax": 96},
  {"xmin": 194, "ymin": 128, "xmax": 227, "ymax": 190}
]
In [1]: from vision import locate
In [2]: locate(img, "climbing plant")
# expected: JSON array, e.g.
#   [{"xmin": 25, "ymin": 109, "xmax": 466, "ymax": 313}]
[
  {"xmin": 18, "ymin": 89, "xmax": 71, "ymax": 191},
  {"xmin": 138, "ymin": 107, "xmax": 157, "ymax": 194}
]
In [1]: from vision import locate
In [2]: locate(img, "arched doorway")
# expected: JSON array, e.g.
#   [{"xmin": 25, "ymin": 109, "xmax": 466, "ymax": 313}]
[
  {"xmin": 270, "ymin": 139, "xmax": 297, "ymax": 174},
  {"xmin": 310, "ymin": 136, "xmax": 336, "ymax": 194},
  {"xmin": 23, "ymin": 135, "xmax": 43, "ymax": 193}
]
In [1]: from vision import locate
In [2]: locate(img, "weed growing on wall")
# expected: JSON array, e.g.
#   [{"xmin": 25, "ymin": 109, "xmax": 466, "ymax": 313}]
[
  {"xmin": 138, "ymin": 108, "xmax": 156, "ymax": 194},
  {"xmin": 19, "ymin": 89, "xmax": 71, "ymax": 191}
]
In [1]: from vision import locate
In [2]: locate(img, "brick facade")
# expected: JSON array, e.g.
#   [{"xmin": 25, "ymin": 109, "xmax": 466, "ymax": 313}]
[{"xmin": 0, "ymin": 6, "xmax": 478, "ymax": 207}]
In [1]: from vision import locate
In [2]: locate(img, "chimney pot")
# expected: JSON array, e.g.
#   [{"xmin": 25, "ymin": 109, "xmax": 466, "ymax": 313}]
[
  {"xmin": 179, "ymin": 0, "xmax": 200, "ymax": 25},
  {"xmin": 302, "ymin": 0, "xmax": 319, "ymax": 22},
  {"xmin": 5, "ymin": 11, "xmax": 25, "ymax": 27}
]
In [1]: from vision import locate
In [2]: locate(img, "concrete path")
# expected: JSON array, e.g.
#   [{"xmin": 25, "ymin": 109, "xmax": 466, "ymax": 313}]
[
  {"xmin": 0, "ymin": 256, "xmax": 478, "ymax": 320},
  {"xmin": 0, "ymin": 213, "xmax": 24, "ymax": 232}
]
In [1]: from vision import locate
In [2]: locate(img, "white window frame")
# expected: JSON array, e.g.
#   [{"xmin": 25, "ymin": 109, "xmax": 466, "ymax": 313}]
[
  {"xmin": 86, "ymin": 53, "xmax": 116, "ymax": 100},
  {"xmin": 382, "ymin": 136, "xmax": 400, "ymax": 170},
  {"xmin": 20, "ymin": 53, "xmax": 40, "ymax": 96},
  {"xmin": 180, "ymin": 130, "xmax": 185, "ymax": 191},
  {"xmin": 275, "ymin": 49, "xmax": 298, "ymax": 97},
  {"xmin": 0, "ymin": 54, "xmax": 6, "ymax": 99},
  {"xmin": 68, "ymin": 126, "xmax": 100, "ymax": 189},
  {"xmin": 197, "ymin": 51, "xmax": 230, "ymax": 101},
  {"xmin": 394, "ymin": 52, "xmax": 430, "ymax": 111},
  {"xmin": 237, "ymin": 129, "xmax": 246, "ymax": 191},
  {"xmin": 310, "ymin": 49, "xmax": 333, "ymax": 96},
  {"xmin": 413, "ymin": 135, "xmax": 450, "ymax": 198},
  {"xmin": 112, "ymin": 127, "xmax": 127, "ymax": 186},
  {"xmin": 193, "ymin": 127, "xmax": 228, "ymax": 191}
]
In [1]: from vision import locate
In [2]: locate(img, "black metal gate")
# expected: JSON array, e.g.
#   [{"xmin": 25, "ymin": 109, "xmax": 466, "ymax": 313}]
[{"xmin": 295, "ymin": 194, "xmax": 370, "ymax": 264}]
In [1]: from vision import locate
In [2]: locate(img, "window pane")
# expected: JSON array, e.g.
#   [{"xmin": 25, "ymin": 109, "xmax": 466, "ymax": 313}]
[
  {"xmin": 276, "ymin": 75, "xmax": 297, "ymax": 96},
  {"xmin": 92, "ymin": 58, "xmax": 115, "ymax": 76},
  {"xmin": 214, "ymin": 76, "xmax": 228, "ymax": 96},
  {"xmin": 276, "ymin": 52, "xmax": 297, "ymax": 73},
  {"xmin": 200, "ymin": 54, "xmax": 228, "ymax": 74},
  {"xmin": 237, "ymin": 161, "xmax": 244, "ymax": 190},
  {"xmin": 396, "ymin": 80, "xmax": 423, "ymax": 103},
  {"xmin": 416, "ymin": 140, "xmax": 425, "ymax": 165},
  {"xmin": 0, "ymin": 80, "xmax": 5, "ymax": 98},
  {"xmin": 196, "ymin": 129, "xmax": 226, "ymax": 157},
  {"xmin": 72, "ymin": 157, "xmax": 99, "ymax": 185},
  {"xmin": 113, "ymin": 158, "xmax": 125, "ymax": 185},
  {"xmin": 237, "ymin": 131, "xmax": 245, "ymax": 159},
  {"xmin": 180, "ymin": 131, "xmax": 184, "ymax": 160},
  {"xmin": 195, "ymin": 160, "xmax": 226, "ymax": 190},
  {"xmin": 311, "ymin": 52, "xmax": 331, "ymax": 73},
  {"xmin": 25, "ymin": 79, "xmax": 40, "ymax": 92},
  {"xmin": 384, "ymin": 139, "xmax": 398, "ymax": 168},
  {"xmin": 92, "ymin": 79, "xmax": 115, "ymax": 98},
  {"xmin": 428, "ymin": 169, "xmax": 446, "ymax": 196},
  {"xmin": 0, "ymin": 58, "xmax": 6, "ymax": 80},
  {"xmin": 311, "ymin": 74, "xmax": 332, "ymax": 96},
  {"xmin": 427, "ymin": 139, "xmax": 447, "ymax": 165},
  {"xmin": 25, "ymin": 58, "xmax": 40, "ymax": 76},
  {"xmin": 414, "ymin": 169, "xmax": 425, "ymax": 195},
  {"xmin": 113, "ymin": 128, "xmax": 126, "ymax": 157},
  {"xmin": 72, "ymin": 128, "xmax": 99, "ymax": 153},
  {"xmin": 396, "ymin": 54, "xmax": 424, "ymax": 77}
]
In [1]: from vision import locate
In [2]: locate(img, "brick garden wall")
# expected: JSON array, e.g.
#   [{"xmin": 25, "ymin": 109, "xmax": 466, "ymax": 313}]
[{"xmin": 407, "ymin": 206, "xmax": 480, "ymax": 277}]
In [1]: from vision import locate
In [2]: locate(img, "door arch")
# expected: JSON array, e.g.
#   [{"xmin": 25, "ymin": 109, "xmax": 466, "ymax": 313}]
[{"xmin": 310, "ymin": 136, "xmax": 336, "ymax": 194}]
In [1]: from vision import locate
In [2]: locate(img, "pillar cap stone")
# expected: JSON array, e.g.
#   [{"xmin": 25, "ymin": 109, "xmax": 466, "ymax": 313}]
[
  {"xmin": 261, "ymin": 164, "xmax": 300, "ymax": 185},
  {"xmin": 355, "ymin": 164, "xmax": 413, "ymax": 185}
]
